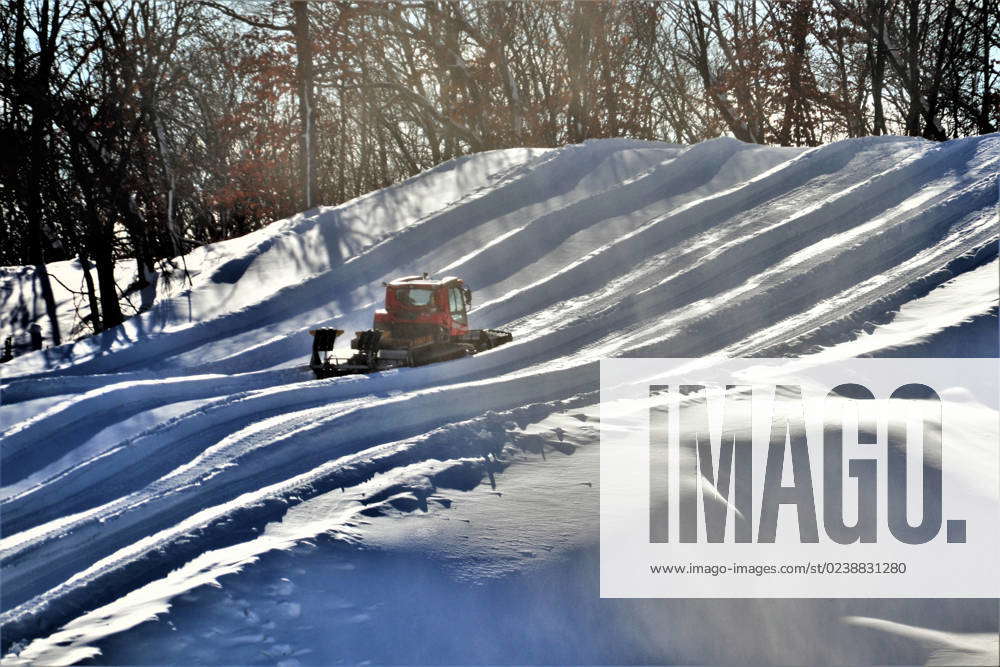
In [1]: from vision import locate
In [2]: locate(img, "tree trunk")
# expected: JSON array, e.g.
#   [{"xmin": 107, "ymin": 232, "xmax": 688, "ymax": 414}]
[
  {"xmin": 924, "ymin": 0, "xmax": 956, "ymax": 139},
  {"xmin": 79, "ymin": 254, "xmax": 102, "ymax": 334},
  {"xmin": 979, "ymin": 0, "xmax": 996, "ymax": 133},
  {"xmin": 337, "ymin": 83, "xmax": 347, "ymax": 202},
  {"xmin": 292, "ymin": 0, "xmax": 318, "ymax": 211},
  {"xmin": 93, "ymin": 235, "xmax": 124, "ymax": 330},
  {"xmin": 683, "ymin": 1, "xmax": 755, "ymax": 143},
  {"xmin": 26, "ymin": 0, "xmax": 61, "ymax": 346},
  {"xmin": 868, "ymin": 0, "xmax": 887, "ymax": 135},
  {"xmin": 904, "ymin": 0, "xmax": 922, "ymax": 135},
  {"xmin": 566, "ymin": 2, "xmax": 593, "ymax": 142},
  {"xmin": 778, "ymin": 0, "xmax": 812, "ymax": 146}
]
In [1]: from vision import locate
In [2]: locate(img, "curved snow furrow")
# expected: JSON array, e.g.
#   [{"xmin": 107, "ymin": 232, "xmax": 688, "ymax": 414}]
[
  {"xmin": 2, "ymin": 397, "xmax": 366, "ymax": 569},
  {"xmin": 609, "ymin": 138, "xmax": 986, "ymax": 335},
  {"xmin": 0, "ymin": 363, "xmax": 596, "ymax": 616},
  {"xmin": 417, "ymin": 139, "xmax": 755, "ymax": 297},
  {"xmin": 0, "ymin": 392, "xmax": 591, "ymax": 654},
  {"xmin": 566, "ymin": 135, "xmax": 978, "ymax": 333},
  {"xmin": 526, "ymin": 221, "xmax": 991, "ymax": 374},
  {"xmin": 625, "ymin": 195, "xmax": 997, "ymax": 361},
  {"xmin": 1, "ymin": 371, "xmax": 155, "ymax": 404},
  {"xmin": 1, "ymin": 313, "xmax": 586, "ymax": 534},
  {"xmin": 1, "ymin": 335, "xmax": 555, "ymax": 533},
  {"xmin": 453, "ymin": 142, "xmax": 808, "ymax": 314},
  {"xmin": 1, "ymin": 382, "xmax": 363, "ymax": 533},
  {"xmin": 0, "ymin": 369, "xmax": 310, "ymax": 488},
  {"xmin": 500, "ymin": 158, "xmax": 995, "ymax": 369},
  {"xmin": 741, "ymin": 228, "xmax": 999, "ymax": 358},
  {"xmin": 476, "ymin": 137, "xmax": 923, "ymax": 330},
  {"xmin": 463, "ymin": 145, "xmax": 801, "ymax": 315},
  {"xmin": 479, "ymin": 191, "xmax": 989, "ymax": 381},
  {"xmin": 1, "ymin": 344, "xmax": 580, "ymax": 544},
  {"xmin": 492, "ymin": 173, "xmax": 995, "ymax": 373},
  {"xmin": 488, "ymin": 177, "xmax": 940, "ymax": 363}
]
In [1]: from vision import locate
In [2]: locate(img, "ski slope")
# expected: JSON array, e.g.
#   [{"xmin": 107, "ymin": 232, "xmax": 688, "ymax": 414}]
[{"xmin": 1, "ymin": 135, "xmax": 998, "ymax": 664}]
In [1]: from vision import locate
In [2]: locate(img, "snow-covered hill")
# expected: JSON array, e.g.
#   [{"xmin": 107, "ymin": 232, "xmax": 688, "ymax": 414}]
[{"xmin": 1, "ymin": 136, "xmax": 998, "ymax": 665}]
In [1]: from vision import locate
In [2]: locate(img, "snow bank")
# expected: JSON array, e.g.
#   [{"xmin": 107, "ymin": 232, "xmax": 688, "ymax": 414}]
[{"xmin": 1, "ymin": 135, "xmax": 997, "ymax": 663}]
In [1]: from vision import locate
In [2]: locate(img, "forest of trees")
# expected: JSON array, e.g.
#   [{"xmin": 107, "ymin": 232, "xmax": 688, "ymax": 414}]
[{"xmin": 1, "ymin": 0, "xmax": 997, "ymax": 342}]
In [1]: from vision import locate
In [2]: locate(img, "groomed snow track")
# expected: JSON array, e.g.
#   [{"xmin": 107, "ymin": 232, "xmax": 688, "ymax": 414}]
[{"xmin": 2, "ymin": 135, "xmax": 998, "ymax": 659}]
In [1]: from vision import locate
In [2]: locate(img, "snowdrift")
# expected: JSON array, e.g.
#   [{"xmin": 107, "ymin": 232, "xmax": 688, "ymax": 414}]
[{"xmin": 1, "ymin": 135, "xmax": 998, "ymax": 663}]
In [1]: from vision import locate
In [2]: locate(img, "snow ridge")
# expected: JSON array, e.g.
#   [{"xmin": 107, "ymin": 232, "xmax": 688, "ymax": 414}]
[{"xmin": 1, "ymin": 135, "xmax": 997, "ymax": 660}]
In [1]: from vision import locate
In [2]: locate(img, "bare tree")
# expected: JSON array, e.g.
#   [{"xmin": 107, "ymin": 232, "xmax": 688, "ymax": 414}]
[{"xmin": 3, "ymin": 0, "xmax": 994, "ymax": 343}]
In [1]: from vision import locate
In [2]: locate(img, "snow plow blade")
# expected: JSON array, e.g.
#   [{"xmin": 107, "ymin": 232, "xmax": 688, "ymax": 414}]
[{"xmin": 457, "ymin": 329, "xmax": 514, "ymax": 352}]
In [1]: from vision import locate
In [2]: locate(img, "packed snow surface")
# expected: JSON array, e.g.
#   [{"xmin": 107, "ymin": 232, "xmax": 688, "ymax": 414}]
[{"xmin": 1, "ymin": 136, "xmax": 998, "ymax": 664}]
